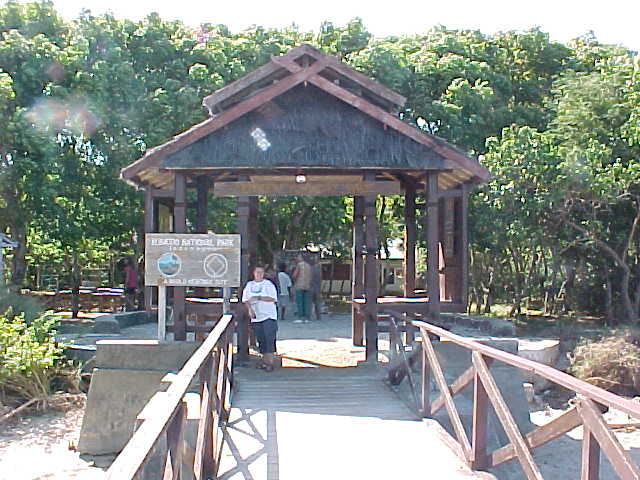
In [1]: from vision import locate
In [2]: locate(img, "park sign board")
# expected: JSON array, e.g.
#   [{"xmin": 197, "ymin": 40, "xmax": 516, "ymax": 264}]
[{"xmin": 145, "ymin": 234, "xmax": 241, "ymax": 287}]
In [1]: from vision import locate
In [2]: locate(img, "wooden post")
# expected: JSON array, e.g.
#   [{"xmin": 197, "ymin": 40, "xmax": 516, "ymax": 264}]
[
  {"xmin": 403, "ymin": 181, "xmax": 417, "ymax": 344},
  {"xmin": 223, "ymin": 287, "xmax": 231, "ymax": 314},
  {"xmin": 157, "ymin": 280, "xmax": 166, "ymax": 341},
  {"xmin": 248, "ymin": 196, "xmax": 258, "ymax": 270},
  {"xmin": 363, "ymin": 194, "xmax": 378, "ymax": 363},
  {"xmin": 581, "ymin": 426, "xmax": 600, "ymax": 480},
  {"xmin": 195, "ymin": 176, "xmax": 209, "ymax": 340},
  {"xmin": 425, "ymin": 172, "xmax": 441, "ymax": 321},
  {"xmin": 351, "ymin": 196, "xmax": 365, "ymax": 346},
  {"xmin": 173, "ymin": 172, "xmax": 187, "ymax": 341},
  {"xmin": 460, "ymin": 184, "xmax": 470, "ymax": 308},
  {"xmin": 421, "ymin": 341, "xmax": 431, "ymax": 417},
  {"xmin": 195, "ymin": 176, "xmax": 209, "ymax": 234},
  {"xmin": 471, "ymin": 358, "xmax": 490, "ymax": 469},
  {"xmin": 403, "ymin": 182, "xmax": 416, "ymax": 296},
  {"xmin": 144, "ymin": 186, "xmax": 156, "ymax": 312},
  {"xmin": 236, "ymin": 196, "xmax": 251, "ymax": 361}
]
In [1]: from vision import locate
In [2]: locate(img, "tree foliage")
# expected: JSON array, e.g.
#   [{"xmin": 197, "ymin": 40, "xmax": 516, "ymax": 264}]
[{"xmin": 0, "ymin": 2, "xmax": 639, "ymax": 322}]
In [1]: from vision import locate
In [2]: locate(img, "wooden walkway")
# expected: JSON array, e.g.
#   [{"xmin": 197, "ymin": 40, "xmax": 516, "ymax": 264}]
[{"xmin": 217, "ymin": 364, "xmax": 485, "ymax": 479}]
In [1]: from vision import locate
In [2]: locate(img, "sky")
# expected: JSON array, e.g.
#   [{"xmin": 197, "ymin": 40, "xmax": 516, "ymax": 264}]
[{"xmin": 51, "ymin": 0, "xmax": 639, "ymax": 52}]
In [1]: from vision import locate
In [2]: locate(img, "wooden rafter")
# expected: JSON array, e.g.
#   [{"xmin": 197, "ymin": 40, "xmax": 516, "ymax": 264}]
[{"xmin": 202, "ymin": 44, "xmax": 406, "ymax": 113}]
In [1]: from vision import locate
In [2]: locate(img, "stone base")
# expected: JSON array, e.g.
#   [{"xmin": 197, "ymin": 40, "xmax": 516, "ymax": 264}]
[
  {"xmin": 518, "ymin": 339, "xmax": 560, "ymax": 392},
  {"xmin": 77, "ymin": 340, "xmax": 200, "ymax": 455}
]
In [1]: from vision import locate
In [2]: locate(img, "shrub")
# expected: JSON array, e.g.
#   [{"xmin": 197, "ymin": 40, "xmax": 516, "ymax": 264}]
[
  {"xmin": 569, "ymin": 329, "xmax": 640, "ymax": 396},
  {"xmin": 0, "ymin": 309, "xmax": 64, "ymax": 403},
  {"xmin": 0, "ymin": 287, "xmax": 46, "ymax": 323}
]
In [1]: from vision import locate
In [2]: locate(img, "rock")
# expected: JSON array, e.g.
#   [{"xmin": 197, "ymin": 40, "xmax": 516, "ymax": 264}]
[
  {"xmin": 518, "ymin": 339, "xmax": 560, "ymax": 392},
  {"xmin": 92, "ymin": 315, "xmax": 120, "ymax": 334},
  {"xmin": 523, "ymin": 382, "xmax": 535, "ymax": 403}
]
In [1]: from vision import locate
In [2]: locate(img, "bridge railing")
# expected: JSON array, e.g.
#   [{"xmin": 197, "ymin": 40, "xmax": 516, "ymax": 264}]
[
  {"xmin": 388, "ymin": 313, "xmax": 640, "ymax": 480},
  {"xmin": 106, "ymin": 313, "xmax": 234, "ymax": 480}
]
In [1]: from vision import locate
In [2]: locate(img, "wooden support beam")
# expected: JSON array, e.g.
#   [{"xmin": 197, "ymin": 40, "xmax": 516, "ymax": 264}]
[
  {"xmin": 195, "ymin": 176, "xmax": 209, "ymax": 340},
  {"xmin": 363, "ymin": 191, "xmax": 378, "ymax": 363},
  {"xmin": 576, "ymin": 395, "xmax": 640, "ymax": 480},
  {"xmin": 144, "ymin": 186, "xmax": 156, "ymax": 312},
  {"xmin": 489, "ymin": 406, "xmax": 583, "ymax": 467},
  {"xmin": 404, "ymin": 181, "xmax": 416, "ymax": 297},
  {"xmin": 152, "ymin": 188, "xmax": 176, "ymax": 198},
  {"xmin": 581, "ymin": 426, "xmax": 600, "ymax": 480},
  {"xmin": 351, "ymin": 196, "xmax": 365, "ymax": 347},
  {"xmin": 421, "ymin": 330, "xmax": 472, "ymax": 459},
  {"xmin": 473, "ymin": 352, "xmax": 543, "ymax": 479},
  {"xmin": 212, "ymin": 180, "xmax": 401, "ymax": 196},
  {"xmin": 248, "ymin": 196, "xmax": 259, "ymax": 271},
  {"xmin": 173, "ymin": 172, "xmax": 187, "ymax": 341},
  {"xmin": 421, "ymin": 343, "xmax": 431, "ymax": 418},
  {"xmin": 438, "ymin": 188, "xmax": 465, "ymax": 199},
  {"xmin": 472, "ymin": 365, "xmax": 490, "ymax": 470},
  {"xmin": 403, "ymin": 182, "xmax": 417, "ymax": 345},
  {"xmin": 236, "ymin": 196, "xmax": 251, "ymax": 362},
  {"xmin": 430, "ymin": 365, "xmax": 475, "ymax": 416},
  {"xmin": 460, "ymin": 185, "xmax": 470, "ymax": 309},
  {"xmin": 425, "ymin": 172, "xmax": 441, "ymax": 321}
]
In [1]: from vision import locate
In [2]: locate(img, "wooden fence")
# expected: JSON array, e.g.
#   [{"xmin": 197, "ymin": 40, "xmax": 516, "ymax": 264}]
[
  {"xmin": 388, "ymin": 313, "xmax": 640, "ymax": 480},
  {"xmin": 106, "ymin": 313, "xmax": 234, "ymax": 480}
]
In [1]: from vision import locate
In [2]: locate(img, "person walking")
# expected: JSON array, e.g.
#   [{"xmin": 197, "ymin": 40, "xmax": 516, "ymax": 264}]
[
  {"xmin": 122, "ymin": 257, "xmax": 138, "ymax": 311},
  {"xmin": 242, "ymin": 266, "xmax": 278, "ymax": 371},
  {"xmin": 277, "ymin": 263, "xmax": 293, "ymax": 321},
  {"xmin": 292, "ymin": 254, "xmax": 312, "ymax": 323},
  {"xmin": 310, "ymin": 258, "xmax": 323, "ymax": 321}
]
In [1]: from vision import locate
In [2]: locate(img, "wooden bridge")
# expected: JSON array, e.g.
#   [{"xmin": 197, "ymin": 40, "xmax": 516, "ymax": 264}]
[{"xmin": 105, "ymin": 314, "xmax": 640, "ymax": 480}]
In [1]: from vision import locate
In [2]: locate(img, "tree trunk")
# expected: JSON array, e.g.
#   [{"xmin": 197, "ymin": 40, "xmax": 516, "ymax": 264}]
[
  {"xmin": 10, "ymin": 223, "xmax": 27, "ymax": 287},
  {"xmin": 71, "ymin": 250, "xmax": 81, "ymax": 318},
  {"xmin": 619, "ymin": 266, "xmax": 637, "ymax": 323},
  {"xmin": 604, "ymin": 268, "xmax": 614, "ymax": 325},
  {"xmin": 562, "ymin": 262, "xmax": 576, "ymax": 314}
]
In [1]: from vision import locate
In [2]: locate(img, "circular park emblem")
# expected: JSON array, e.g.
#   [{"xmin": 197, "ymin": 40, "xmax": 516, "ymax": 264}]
[
  {"xmin": 203, "ymin": 252, "xmax": 228, "ymax": 278},
  {"xmin": 157, "ymin": 252, "xmax": 181, "ymax": 277}
]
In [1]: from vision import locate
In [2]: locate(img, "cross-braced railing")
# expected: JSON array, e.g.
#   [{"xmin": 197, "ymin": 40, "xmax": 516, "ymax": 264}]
[
  {"xmin": 387, "ymin": 313, "xmax": 640, "ymax": 480},
  {"xmin": 106, "ymin": 313, "xmax": 234, "ymax": 480}
]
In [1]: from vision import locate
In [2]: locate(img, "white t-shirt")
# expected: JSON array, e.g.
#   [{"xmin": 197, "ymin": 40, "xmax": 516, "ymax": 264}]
[
  {"xmin": 278, "ymin": 271, "xmax": 292, "ymax": 296},
  {"xmin": 242, "ymin": 279, "xmax": 278, "ymax": 323}
]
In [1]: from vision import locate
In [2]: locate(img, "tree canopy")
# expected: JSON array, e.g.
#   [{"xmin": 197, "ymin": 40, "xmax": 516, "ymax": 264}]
[{"xmin": 1, "ymin": 1, "xmax": 639, "ymax": 321}]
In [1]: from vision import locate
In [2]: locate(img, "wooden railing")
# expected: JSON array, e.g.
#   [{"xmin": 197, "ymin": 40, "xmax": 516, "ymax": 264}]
[
  {"xmin": 388, "ymin": 313, "xmax": 640, "ymax": 480},
  {"xmin": 106, "ymin": 313, "xmax": 234, "ymax": 480}
]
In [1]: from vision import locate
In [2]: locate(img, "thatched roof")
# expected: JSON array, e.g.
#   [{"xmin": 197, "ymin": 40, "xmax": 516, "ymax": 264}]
[
  {"xmin": 121, "ymin": 44, "xmax": 489, "ymax": 191},
  {"xmin": 164, "ymin": 85, "xmax": 449, "ymax": 170}
]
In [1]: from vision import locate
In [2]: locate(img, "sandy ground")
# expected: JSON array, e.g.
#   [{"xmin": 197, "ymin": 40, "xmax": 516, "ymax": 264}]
[
  {"xmin": 0, "ymin": 402, "xmax": 107, "ymax": 480},
  {"xmin": 2, "ymin": 312, "xmax": 640, "ymax": 479}
]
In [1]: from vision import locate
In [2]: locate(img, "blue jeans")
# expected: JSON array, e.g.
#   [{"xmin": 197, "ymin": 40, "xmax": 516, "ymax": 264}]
[
  {"xmin": 295, "ymin": 289, "xmax": 311, "ymax": 319},
  {"xmin": 251, "ymin": 318, "xmax": 278, "ymax": 354}
]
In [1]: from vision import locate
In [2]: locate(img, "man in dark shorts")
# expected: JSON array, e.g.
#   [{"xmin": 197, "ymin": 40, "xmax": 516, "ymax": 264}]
[{"xmin": 242, "ymin": 266, "xmax": 278, "ymax": 371}]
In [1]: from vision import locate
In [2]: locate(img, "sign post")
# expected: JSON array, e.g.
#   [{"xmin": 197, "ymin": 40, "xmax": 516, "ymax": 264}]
[
  {"xmin": 145, "ymin": 233, "xmax": 241, "ymax": 341},
  {"xmin": 157, "ymin": 278, "xmax": 166, "ymax": 340}
]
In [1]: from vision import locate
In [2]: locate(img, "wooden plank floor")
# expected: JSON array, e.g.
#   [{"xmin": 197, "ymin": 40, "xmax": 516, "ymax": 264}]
[{"xmin": 217, "ymin": 364, "xmax": 484, "ymax": 479}]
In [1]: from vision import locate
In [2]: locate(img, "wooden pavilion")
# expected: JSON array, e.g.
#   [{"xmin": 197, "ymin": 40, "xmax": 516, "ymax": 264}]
[{"xmin": 121, "ymin": 44, "xmax": 489, "ymax": 362}]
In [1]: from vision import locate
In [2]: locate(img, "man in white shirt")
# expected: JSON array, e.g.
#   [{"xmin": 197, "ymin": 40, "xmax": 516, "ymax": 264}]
[{"xmin": 242, "ymin": 266, "xmax": 278, "ymax": 371}]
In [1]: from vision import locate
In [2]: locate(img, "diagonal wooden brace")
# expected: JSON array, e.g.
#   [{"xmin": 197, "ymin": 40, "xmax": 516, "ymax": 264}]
[{"xmin": 473, "ymin": 351, "xmax": 543, "ymax": 480}]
